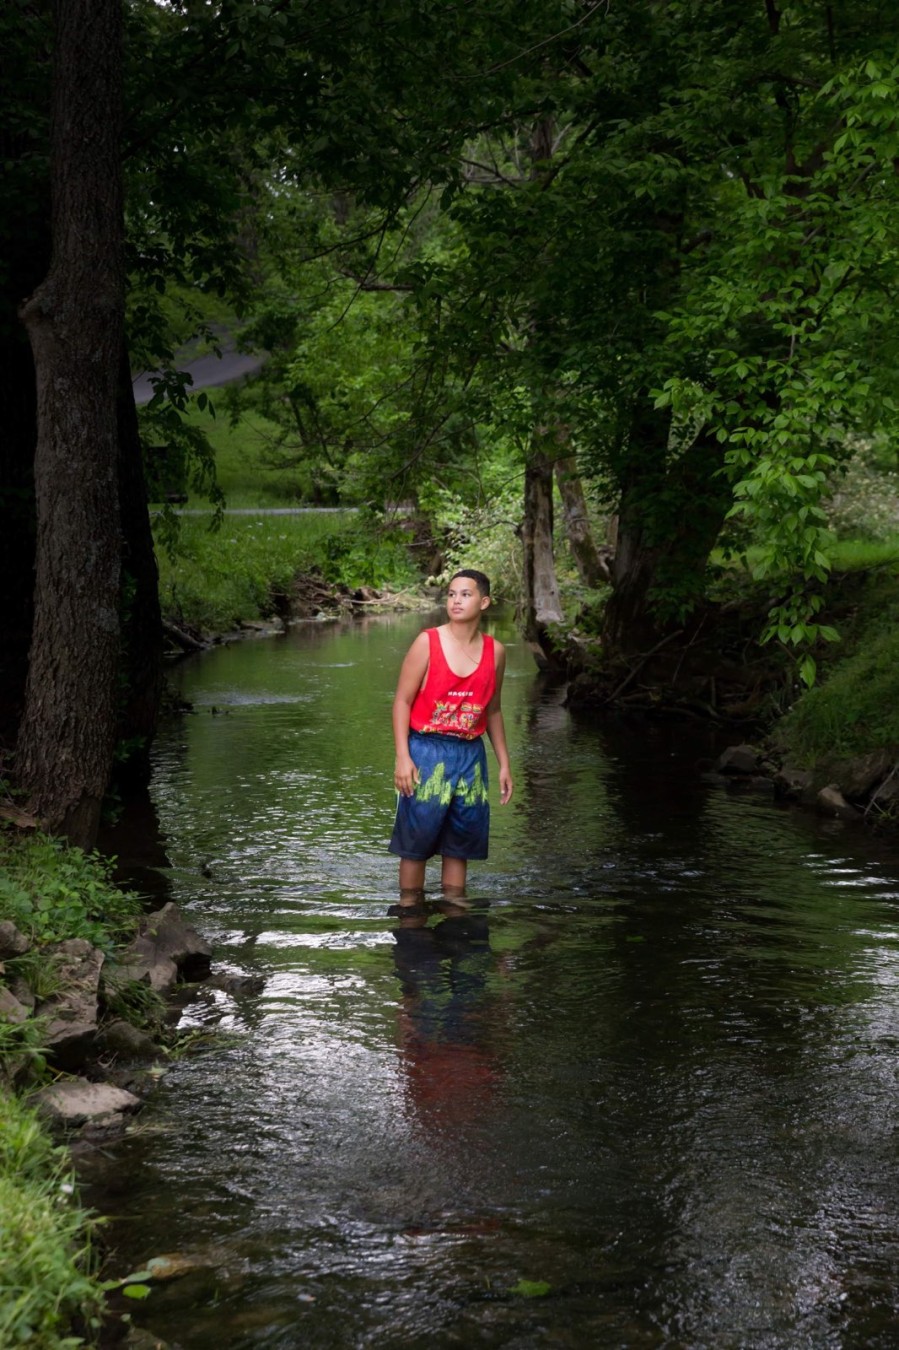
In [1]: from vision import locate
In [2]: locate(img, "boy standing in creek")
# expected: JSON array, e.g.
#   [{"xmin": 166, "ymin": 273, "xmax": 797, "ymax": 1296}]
[{"xmin": 389, "ymin": 569, "xmax": 514, "ymax": 903}]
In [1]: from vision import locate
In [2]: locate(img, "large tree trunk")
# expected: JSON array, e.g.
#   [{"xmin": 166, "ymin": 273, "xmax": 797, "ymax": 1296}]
[
  {"xmin": 17, "ymin": 0, "xmax": 124, "ymax": 847},
  {"xmin": 117, "ymin": 341, "xmax": 162, "ymax": 784},
  {"xmin": 554, "ymin": 456, "xmax": 608, "ymax": 588},
  {"xmin": 0, "ymin": 20, "xmax": 52, "ymax": 746},
  {"xmin": 0, "ymin": 327, "xmax": 40, "ymax": 746},
  {"xmin": 602, "ymin": 408, "xmax": 731, "ymax": 659},
  {"xmin": 521, "ymin": 442, "xmax": 563, "ymax": 649}
]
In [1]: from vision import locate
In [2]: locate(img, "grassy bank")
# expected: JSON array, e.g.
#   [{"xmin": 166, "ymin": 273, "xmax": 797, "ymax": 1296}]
[
  {"xmin": 777, "ymin": 560, "xmax": 899, "ymax": 766},
  {"xmin": 0, "ymin": 830, "xmax": 148, "ymax": 1347},
  {"xmin": 155, "ymin": 511, "xmax": 420, "ymax": 632}
]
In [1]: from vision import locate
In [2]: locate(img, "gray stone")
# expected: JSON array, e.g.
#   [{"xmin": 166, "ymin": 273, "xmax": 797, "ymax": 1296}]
[
  {"xmin": 97, "ymin": 1018, "xmax": 161, "ymax": 1060},
  {"xmin": 205, "ymin": 972, "xmax": 265, "ymax": 997},
  {"xmin": 773, "ymin": 765, "xmax": 813, "ymax": 799},
  {"xmin": 838, "ymin": 750, "xmax": 895, "ymax": 800},
  {"xmin": 816, "ymin": 784, "xmax": 861, "ymax": 821},
  {"xmin": 122, "ymin": 1329, "xmax": 171, "ymax": 1350},
  {"xmin": 716, "ymin": 744, "xmax": 760, "ymax": 775},
  {"xmin": 0, "ymin": 921, "xmax": 30, "ymax": 959},
  {"xmin": 32, "ymin": 1077, "xmax": 142, "ymax": 1127},
  {"xmin": 0, "ymin": 986, "xmax": 29, "ymax": 1025},
  {"xmin": 870, "ymin": 774, "xmax": 899, "ymax": 809},
  {"xmin": 7, "ymin": 978, "xmax": 35, "ymax": 1013},
  {"xmin": 113, "ymin": 902, "xmax": 212, "ymax": 993},
  {"xmin": 36, "ymin": 940, "xmax": 104, "ymax": 1070}
]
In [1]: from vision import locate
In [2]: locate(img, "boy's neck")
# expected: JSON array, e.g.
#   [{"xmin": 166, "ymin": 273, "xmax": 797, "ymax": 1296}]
[{"xmin": 445, "ymin": 617, "xmax": 482, "ymax": 642}]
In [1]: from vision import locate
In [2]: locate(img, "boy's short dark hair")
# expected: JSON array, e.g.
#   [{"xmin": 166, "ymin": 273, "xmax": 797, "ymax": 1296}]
[{"xmin": 449, "ymin": 568, "xmax": 491, "ymax": 596}]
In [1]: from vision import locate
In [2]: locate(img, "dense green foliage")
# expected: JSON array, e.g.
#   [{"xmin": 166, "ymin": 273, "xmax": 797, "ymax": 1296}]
[
  {"xmin": 204, "ymin": 1, "xmax": 899, "ymax": 665},
  {"xmin": 0, "ymin": 830, "xmax": 142, "ymax": 950}
]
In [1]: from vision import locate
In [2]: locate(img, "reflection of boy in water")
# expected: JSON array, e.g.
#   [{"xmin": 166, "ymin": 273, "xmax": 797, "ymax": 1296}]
[
  {"xmin": 391, "ymin": 902, "xmax": 501, "ymax": 1137},
  {"xmin": 390, "ymin": 570, "xmax": 513, "ymax": 905}
]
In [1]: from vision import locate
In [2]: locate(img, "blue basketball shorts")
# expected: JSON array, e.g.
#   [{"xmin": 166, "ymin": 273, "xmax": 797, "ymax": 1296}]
[{"xmin": 389, "ymin": 731, "xmax": 490, "ymax": 861}]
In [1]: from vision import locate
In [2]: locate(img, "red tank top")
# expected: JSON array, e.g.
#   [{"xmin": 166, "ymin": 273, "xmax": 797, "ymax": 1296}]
[{"xmin": 410, "ymin": 628, "xmax": 496, "ymax": 739}]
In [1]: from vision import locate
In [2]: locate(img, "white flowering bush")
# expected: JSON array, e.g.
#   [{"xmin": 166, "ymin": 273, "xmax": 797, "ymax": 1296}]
[{"xmin": 825, "ymin": 440, "xmax": 899, "ymax": 540}]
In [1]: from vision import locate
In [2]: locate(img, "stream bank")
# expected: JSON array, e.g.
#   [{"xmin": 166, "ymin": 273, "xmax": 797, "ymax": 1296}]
[
  {"xmin": 559, "ymin": 562, "xmax": 899, "ymax": 834},
  {"xmin": 0, "ymin": 823, "xmax": 255, "ymax": 1348}
]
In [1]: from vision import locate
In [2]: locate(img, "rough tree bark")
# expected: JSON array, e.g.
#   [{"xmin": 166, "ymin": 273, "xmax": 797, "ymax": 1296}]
[
  {"xmin": 117, "ymin": 341, "xmax": 162, "ymax": 783},
  {"xmin": 521, "ymin": 438, "xmax": 563, "ymax": 650},
  {"xmin": 0, "ymin": 14, "xmax": 51, "ymax": 744},
  {"xmin": 519, "ymin": 117, "xmax": 565, "ymax": 659},
  {"xmin": 554, "ymin": 456, "xmax": 608, "ymax": 588},
  {"xmin": 17, "ymin": 0, "xmax": 125, "ymax": 847}
]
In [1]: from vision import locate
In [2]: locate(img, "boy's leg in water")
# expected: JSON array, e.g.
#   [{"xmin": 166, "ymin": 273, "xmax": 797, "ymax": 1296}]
[
  {"xmin": 399, "ymin": 857, "xmax": 426, "ymax": 906},
  {"xmin": 441, "ymin": 854, "xmax": 468, "ymax": 903}
]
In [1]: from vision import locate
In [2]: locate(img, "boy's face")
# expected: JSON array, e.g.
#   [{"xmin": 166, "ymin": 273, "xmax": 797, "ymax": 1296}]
[{"xmin": 447, "ymin": 578, "xmax": 490, "ymax": 622}]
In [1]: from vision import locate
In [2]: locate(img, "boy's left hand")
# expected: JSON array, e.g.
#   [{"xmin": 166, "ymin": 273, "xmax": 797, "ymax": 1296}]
[{"xmin": 499, "ymin": 769, "xmax": 513, "ymax": 805}]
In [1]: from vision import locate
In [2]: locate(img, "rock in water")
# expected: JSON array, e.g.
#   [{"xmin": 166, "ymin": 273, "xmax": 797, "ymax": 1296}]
[
  {"xmin": 32, "ymin": 1077, "xmax": 142, "ymax": 1127},
  {"xmin": 816, "ymin": 784, "xmax": 860, "ymax": 821},
  {"xmin": 112, "ymin": 902, "xmax": 212, "ymax": 993},
  {"xmin": 715, "ymin": 744, "xmax": 760, "ymax": 775}
]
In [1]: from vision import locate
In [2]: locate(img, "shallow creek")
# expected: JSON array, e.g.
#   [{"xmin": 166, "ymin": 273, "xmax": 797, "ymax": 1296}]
[{"xmin": 99, "ymin": 612, "xmax": 899, "ymax": 1348}]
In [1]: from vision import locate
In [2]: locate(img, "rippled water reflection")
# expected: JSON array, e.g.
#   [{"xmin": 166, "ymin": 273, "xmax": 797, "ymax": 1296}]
[{"xmin": 104, "ymin": 614, "xmax": 899, "ymax": 1348}]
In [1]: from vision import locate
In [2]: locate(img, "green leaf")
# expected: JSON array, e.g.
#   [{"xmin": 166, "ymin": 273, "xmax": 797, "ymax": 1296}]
[{"xmin": 510, "ymin": 1280, "xmax": 552, "ymax": 1298}]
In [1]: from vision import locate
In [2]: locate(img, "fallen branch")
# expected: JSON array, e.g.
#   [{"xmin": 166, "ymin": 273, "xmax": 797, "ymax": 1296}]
[
  {"xmin": 162, "ymin": 619, "xmax": 208, "ymax": 654},
  {"xmin": 604, "ymin": 630, "xmax": 685, "ymax": 704}
]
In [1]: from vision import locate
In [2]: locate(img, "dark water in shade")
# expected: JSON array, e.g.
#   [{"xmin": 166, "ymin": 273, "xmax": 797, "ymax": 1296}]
[{"xmin": 98, "ymin": 613, "xmax": 899, "ymax": 1349}]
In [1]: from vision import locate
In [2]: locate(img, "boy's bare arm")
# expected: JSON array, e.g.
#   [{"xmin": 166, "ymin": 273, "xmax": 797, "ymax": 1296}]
[
  {"xmin": 486, "ymin": 643, "xmax": 513, "ymax": 805},
  {"xmin": 392, "ymin": 631, "xmax": 429, "ymax": 796}
]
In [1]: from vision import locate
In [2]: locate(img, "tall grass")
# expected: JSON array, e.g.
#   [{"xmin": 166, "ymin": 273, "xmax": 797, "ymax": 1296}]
[
  {"xmin": 0, "ymin": 1091, "xmax": 103, "ymax": 1348},
  {"xmin": 826, "ymin": 535, "xmax": 899, "ymax": 573}
]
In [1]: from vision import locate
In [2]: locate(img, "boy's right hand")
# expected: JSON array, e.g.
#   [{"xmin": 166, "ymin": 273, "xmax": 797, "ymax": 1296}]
[{"xmin": 394, "ymin": 754, "xmax": 420, "ymax": 797}]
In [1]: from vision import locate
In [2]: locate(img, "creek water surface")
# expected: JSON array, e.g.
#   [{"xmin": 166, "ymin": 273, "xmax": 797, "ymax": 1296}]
[{"xmin": 101, "ymin": 613, "xmax": 899, "ymax": 1348}]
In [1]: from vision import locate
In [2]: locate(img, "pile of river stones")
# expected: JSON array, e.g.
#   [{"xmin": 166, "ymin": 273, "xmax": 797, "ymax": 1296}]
[
  {"xmin": 0, "ymin": 903, "xmax": 220, "ymax": 1134},
  {"xmin": 713, "ymin": 743, "xmax": 899, "ymax": 824}
]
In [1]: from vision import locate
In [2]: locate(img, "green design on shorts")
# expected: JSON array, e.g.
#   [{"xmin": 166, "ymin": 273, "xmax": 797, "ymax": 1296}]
[{"xmin": 416, "ymin": 760, "xmax": 488, "ymax": 807}]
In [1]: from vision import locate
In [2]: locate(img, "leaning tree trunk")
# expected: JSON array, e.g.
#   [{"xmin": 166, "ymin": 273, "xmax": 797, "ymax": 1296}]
[
  {"xmin": 518, "ymin": 118, "xmax": 566, "ymax": 665},
  {"xmin": 554, "ymin": 456, "xmax": 608, "ymax": 588},
  {"xmin": 17, "ymin": 0, "xmax": 124, "ymax": 848},
  {"xmin": 521, "ymin": 440, "xmax": 563, "ymax": 656}
]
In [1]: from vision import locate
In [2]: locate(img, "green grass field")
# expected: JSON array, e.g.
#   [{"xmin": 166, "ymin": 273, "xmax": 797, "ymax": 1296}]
[{"xmin": 148, "ymin": 401, "xmax": 303, "ymax": 509}]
